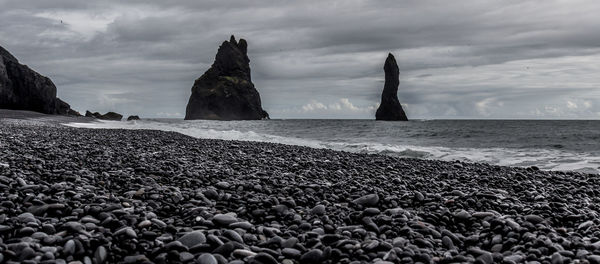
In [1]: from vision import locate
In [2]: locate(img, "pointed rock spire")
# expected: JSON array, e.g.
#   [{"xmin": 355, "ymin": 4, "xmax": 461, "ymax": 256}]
[
  {"xmin": 375, "ymin": 53, "xmax": 408, "ymax": 121},
  {"xmin": 185, "ymin": 36, "xmax": 269, "ymax": 120}
]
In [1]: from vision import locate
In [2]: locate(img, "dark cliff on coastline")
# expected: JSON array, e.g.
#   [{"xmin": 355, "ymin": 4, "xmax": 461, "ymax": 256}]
[
  {"xmin": 185, "ymin": 35, "xmax": 269, "ymax": 120},
  {"xmin": 85, "ymin": 111, "xmax": 123, "ymax": 121},
  {"xmin": 0, "ymin": 45, "xmax": 77, "ymax": 115},
  {"xmin": 375, "ymin": 53, "xmax": 408, "ymax": 121}
]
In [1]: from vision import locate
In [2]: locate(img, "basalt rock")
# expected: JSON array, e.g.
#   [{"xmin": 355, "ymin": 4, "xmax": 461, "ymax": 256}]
[
  {"xmin": 85, "ymin": 110, "xmax": 97, "ymax": 118},
  {"xmin": 0, "ymin": 45, "xmax": 74, "ymax": 115},
  {"xmin": 185, "ymin": 35, "xmax": 269, "ymax": 120},
  {"xmin": 375, "ymin": 53, "xmax": 408, "ymax": 121},
  {"xmin": 127, "ymin": 115, "xmax": 140, "ymax": 121},
  {"xmin": 85, "ymin": 110, "xmax": 123, "ymax": 121}
]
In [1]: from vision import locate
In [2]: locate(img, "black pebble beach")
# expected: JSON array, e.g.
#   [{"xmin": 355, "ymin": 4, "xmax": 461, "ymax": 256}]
[{"xmin": 1, "ymin": 120, "xmax": 600, "ymax": 264}]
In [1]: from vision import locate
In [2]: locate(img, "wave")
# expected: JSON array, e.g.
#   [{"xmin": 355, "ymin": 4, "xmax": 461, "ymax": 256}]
[{"xmin": 64, "ymin": 120, "xmax": 600, "ymax": 174}]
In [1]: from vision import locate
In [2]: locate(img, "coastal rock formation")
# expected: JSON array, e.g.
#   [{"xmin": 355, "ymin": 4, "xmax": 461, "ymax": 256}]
[
  {"xmin": 185, "ymin": 35, "xmax": 269, "ymax": 120},
  {"xmin": 100, "ymin": 112, "xmax": 122, "ymax": 121},
  {"xmin": 127, "ymin": 115, "xmax": 140, "ymax": 121},
  {"xmin": 85, "ymin": 110, "xmax": 123, "ymax": 121},
  {"xmin": 375, "ymin": 53, "xmax": 408, "ymax": 121},
  {"xmin": 0, "ymin": 45, "xmax": 74, "ymax": 115}
]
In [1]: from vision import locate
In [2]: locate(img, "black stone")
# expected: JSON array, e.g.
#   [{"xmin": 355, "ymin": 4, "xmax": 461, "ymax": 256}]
[
  {"xmin": 375, "ymin": 53, "xmax": 408, "ymax": 121},
  {"xmin": 126, "ymin": 115, "xmax": 140, "ymax": 121},
  {"xmin": 185, "ymin": 35, "xmax": 269, "ymax": 120},
  {"xmin": 0, "ymin": 45, "xmax": 75, "ymax": 115},
  {"xmin": 85, "ymin": 111, "xmax": 123, "ymax": 121}
]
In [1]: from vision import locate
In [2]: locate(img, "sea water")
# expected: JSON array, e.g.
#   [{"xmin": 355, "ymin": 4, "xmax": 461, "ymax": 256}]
[{"xmin": 65, "ymin": 119, "xmax": 600, "ymax": 174}]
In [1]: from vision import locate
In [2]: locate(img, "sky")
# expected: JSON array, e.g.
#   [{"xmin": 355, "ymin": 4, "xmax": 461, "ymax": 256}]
[{"xmin": 1, "ymin": 0, "xmax": 599, "ymax": 119}]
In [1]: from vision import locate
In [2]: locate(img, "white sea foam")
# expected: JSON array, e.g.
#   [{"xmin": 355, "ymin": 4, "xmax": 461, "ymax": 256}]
[{"xmin": 64, "ymin": 120, "xmax": 600, "ymax": 173}]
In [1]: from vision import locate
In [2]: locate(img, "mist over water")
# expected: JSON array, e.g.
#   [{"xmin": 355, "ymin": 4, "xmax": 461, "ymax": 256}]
[{"xmin": 65, "ymin": 119, "xmax": 600, "ymax": 174}]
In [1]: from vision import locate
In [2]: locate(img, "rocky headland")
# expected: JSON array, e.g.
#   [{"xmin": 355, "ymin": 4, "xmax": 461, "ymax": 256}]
[
  {"xmin": 185, "ymin": 36, "xmax": 269, "ymax": 120},
  {"xmin": 1, "ymin": 119, "xmax": 600, "ymax": 263},
  {"xmin": 375, "ymin": 54, "xmax": 408, "ymax": 121},
  {"xmin": 85, "ymin": 111, "xmax": 123, "ymax": 121},
  {"xmin": 0, "ymin": 45, "xmax": 76, "ymax": 115}
]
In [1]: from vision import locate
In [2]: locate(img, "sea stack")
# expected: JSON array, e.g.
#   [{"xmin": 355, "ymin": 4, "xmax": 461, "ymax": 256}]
[
  {"xmin": 375, "ymin": 53, "xmax": 408, "ymax": 121},
  {"xmin": 185, "ymin": 35, "xmax": 269, "ymax": 120},
  {"xmin": 85, "ymin": 111, "xmax": 123, "ymax": 121},
  {"xmin": 0, "ymin": 45, "xmax": 74, "ymax": 115}
]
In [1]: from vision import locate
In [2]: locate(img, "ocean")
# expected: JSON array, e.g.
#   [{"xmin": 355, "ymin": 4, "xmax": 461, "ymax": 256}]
[{"xmin": 65, "ymin": 119, "xmax": 600, "ymax": 174}]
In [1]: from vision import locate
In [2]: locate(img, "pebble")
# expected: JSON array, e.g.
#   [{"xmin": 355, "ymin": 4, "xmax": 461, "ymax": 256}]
[
  {"xmin": 300, "ymin": 249, "xmax": 323, "ymax": 263},
  {"xmin": 197, "ymin": 253, "xmax": 218, "ymax": 264},
  {"xmin": 282, "ymin": 248, "xmax": 301, "ymax": 258},
  {"xmin": 311, "ymin": 204, "xmax": 326, "ymax": 215},
  {"xmin": 94, "ymin": 246, "xmax": 107, "ymax": 264},
  {"xmin": 353, "ymin": 193, "xmax": 379, "ymax": 207},
  {"xmin": 476, "ymin": 252, "xmax": 494, "ymax": 264},
  {"xmin": 115, "ymin": 227, "xmax": 137, "ymax": 238},
  {"xmin": 212, "ymin": 214, "xmax": 238, "ymax": 226},
  {"xmin": 579, "ymin": 220, "xmax": 594, "ymax": 230},
  {"xmin": 178, "ymin": 230, "xmax": 206, "ymax": 248},
  {"xmin": 233, "ymin": 249, "xmax": 257, "ymax": 258},
  {"xmin": 63, "ymin": 240, "xmax": 76, "ymax": 255},
  {"xmin": 454, "ymin": 209, "xmax": 470, "ymax": 221},
  {"xmin": 525, "ymin": 214, "xmax": 545, "ymax": 224},
  {"xmin": 251, "ymin": 253, "xmax": 279, "ymax": 264}
]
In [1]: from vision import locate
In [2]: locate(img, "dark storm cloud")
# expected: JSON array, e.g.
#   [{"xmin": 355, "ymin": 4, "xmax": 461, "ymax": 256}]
[{"xmin": 0, "ymin": 0, "xmax": 599, "ymax": 118}]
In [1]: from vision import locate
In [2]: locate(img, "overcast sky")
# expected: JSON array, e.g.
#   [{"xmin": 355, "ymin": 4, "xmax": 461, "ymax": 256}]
[{"xmin": 1, "ymin": 0, "xmax": 599, "ymax": 119}]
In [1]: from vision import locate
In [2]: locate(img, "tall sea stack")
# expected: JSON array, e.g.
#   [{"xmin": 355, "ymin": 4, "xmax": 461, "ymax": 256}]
[
  {"xmin": 185, "ymin": 35, "xmax": 269, "ymax": 120},
  {"xmin": 0, "ymin": 45, "xmax": 74, "ymax": 115},
  {"xmin": 375, "ymin": 53, "xmax": 408, "ymax": 121}
]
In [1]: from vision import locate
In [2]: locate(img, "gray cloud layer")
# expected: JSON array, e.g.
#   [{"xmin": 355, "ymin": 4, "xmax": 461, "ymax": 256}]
[{"xmin": 1, "ymin": 0, "xmax": 599, "ymax": 118}]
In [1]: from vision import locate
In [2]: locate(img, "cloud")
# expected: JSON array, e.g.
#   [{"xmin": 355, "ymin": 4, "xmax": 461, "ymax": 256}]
[
  {"xmin": 157, "ymin": 112, "xmax": 183, "ymax": 118},
  {"xmin": 302, "ymin": 100, "xmax": 327, "ymax": 112},
  {"xmin": 1, "ymin": 0, "xmax": 599, "ymax": 119},
  {"xmin": 282, "ymin": 98, "xmax": 378, "ymax": 118},
  {"xmin": 301, "ymin": 98, "xmax": 377, "ymax": 113}
]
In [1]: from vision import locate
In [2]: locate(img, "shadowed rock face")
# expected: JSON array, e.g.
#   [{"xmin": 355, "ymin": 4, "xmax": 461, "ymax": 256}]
[
  {"xmin": 185, "ymin": 35, "xmax": 269, "ymax": 120},
  {"xmin": 0, "ymin": 45, "xmax": 74, "ymax": 115},
  {"xmin": 85, "ymin": 111, "xmax": 123, "ymax": 121},
  {"xmin": 375, "ymin": 53, "xmax": 408, "ymax": 121}
]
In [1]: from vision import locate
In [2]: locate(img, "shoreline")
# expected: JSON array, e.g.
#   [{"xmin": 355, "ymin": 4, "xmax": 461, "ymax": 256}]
[
  {"xmin": 3, "ymin": 109, "xmax": 597, "ymax": 176},
  {"xmin": 1, "ymin": 118, "xmax": 600, "ymax": 263},
  {"xmin": 0, "ymin": 109, "xmax": 96, "ymax": 126}
]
